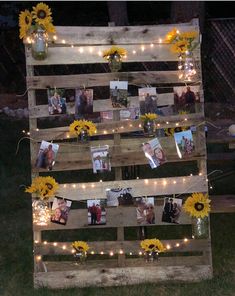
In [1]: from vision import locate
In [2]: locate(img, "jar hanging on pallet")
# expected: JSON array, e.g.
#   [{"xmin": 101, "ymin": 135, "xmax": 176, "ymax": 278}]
[{"xmin": 31, "ymin": 27, "xmax": 48, "ymax": 60}]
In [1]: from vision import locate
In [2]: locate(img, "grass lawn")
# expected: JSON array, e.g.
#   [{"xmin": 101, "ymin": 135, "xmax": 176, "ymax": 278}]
[{"xmin": 0, "ymin": 118, "xmax": 235, "ymax": 296}]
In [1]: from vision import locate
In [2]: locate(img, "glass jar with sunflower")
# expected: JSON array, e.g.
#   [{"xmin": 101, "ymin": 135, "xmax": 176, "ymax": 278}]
[
  {"xmin": 183, "ymin": 192, "xmax": 211, "ymax": 239},
  {"xmin": 140, "ymin": 113, "xmax": 157, "ymax": 137},
  {"xmin": 140, "ymin": 238, "xmax": 165, "ymax": 262},
  {"xmin": 72, "ymin": 241, "xmax": 89, "ymax": 264},
  {"xmin": 103, "ymin": 46, "xmax": 127, "ymax": 72},
  {"xmin": 19, "ymin": 3, "xmax": 56, "ymax": 60},
  {"xmin": 25, "ymin": 176, "xmax": 59, "ymax": 226},
  {"xmin": 165, "ymin": 29, "xmax": 199, "ymax": 81},
  {"xmin": 69, "ymin": 120, "xmax": 97, "ymax": 142}
]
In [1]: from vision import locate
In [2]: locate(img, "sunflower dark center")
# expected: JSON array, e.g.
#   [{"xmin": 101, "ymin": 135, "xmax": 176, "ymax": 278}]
[
  {"xmin": 84, "ymin": 125, "xmax": 90, "ymax": 129},
  {"xmin": 45, "ymin": 183, "xmax": 53, "ymax": 190},
  {"xmin": 74, "ymin": 125, "xmax": 79, "ymax": 131},
  {"xmin": 78, "ymin": 246, "xmax": 84, "ymax": 251},
  {"xmin": 194, "ymin": 202, "xmax": 204, "ymax": 211},
  {"xmin": 37, "ymin": 10, "xmax": 46, "ymax": 19},
  {"xmin": 25, "ymin": 16, "xmax": 30, "ymax": 25},
  {"xmin": 149, "ymin": 244, "xmax": 155, "ymax": 249}
]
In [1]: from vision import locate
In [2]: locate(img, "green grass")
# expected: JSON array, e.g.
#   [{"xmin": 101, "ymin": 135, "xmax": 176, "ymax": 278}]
[{"xmin": 0, "ymin": 117, "xmax": 235, "ymax": 295}]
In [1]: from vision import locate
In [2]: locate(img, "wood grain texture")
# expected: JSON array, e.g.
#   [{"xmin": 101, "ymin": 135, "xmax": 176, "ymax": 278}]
[
  {"xmin": 34, "ymin": 265, "xmax": 212, "ymax": 288},
  {"xmin": 26, "ymin": 44, "xmax": 200, "ymax": 66},
  {"xmin": 30, "ymin": 113, "xmax": 204, "ymax": 141},
  {"xmin": 52, "ymin": 175, "xmax": 207, "ymax": 201},
  {"xmin": 42, "ymin": 21, "xmax": 199, "ymax": 46},
  {"xmin": 26, "ymin": 71, "xmax": 199, "ymax": 89},
  {"xmin": 34, "ymin": 207, "xmax": 192, "ymax": 231}
]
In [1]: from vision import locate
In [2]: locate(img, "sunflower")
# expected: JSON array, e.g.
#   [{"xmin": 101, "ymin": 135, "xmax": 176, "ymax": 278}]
[
  {"xmin": 178, "ymin": 110, "xmax": 189, "ymax": 115},
  {"xmin": 25, "ymin": 176, "xmax": 59, "ymax": 200},
  {"xmin": 72, "ymin": 241, "xmax": 90, "ymax": 253},
  {"xmin": 171, "ymin": 40, "xmax": 189, "ymax": 54},
  {"xmin": 183, "ymin": 193, "xmax": 211, "ymax": 218},
  {"xmin": 19, "ymin": 9, "xmax": 33, "ymax": 39},
  {"xmin": 140, "ymin": 238, "xmax": 165, "ymax": 253},
  {"xmin": 69, "ymin": 120, "xmax": 97, "ymax": 137},
  {"xmin": 103, "ymin": 46, "xmax": 127, "ymax": 60},
  {"xmin": 32, "ymin": 2, "xmax": 52, "ymax": 26},
  {"xmin": 180, "ymin": 31, "xmax": 198, "ymax": 40},
  {"xmin": 165, "ymin": 28, "xmax": 178, "ymax": 43},
  {"xmin": 43, "ymin": 22, "xmax": 56, "ymax": 34},
  {"xmin": 164, "ymin": 126, "xmax": 189, "ymax": 137},
  {"xmin": 140, "ymin": 113, "xmax": 157, "ymax": 122}
]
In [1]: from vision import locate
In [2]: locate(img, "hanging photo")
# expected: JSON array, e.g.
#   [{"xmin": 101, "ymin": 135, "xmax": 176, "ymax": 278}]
[
  {"xmin": 35, "ymin": 140, "xmax": 59, "ymax": 170},
  {"xmin": 48, "ymin": 88, "xmax": 67, "ymax": 115},
  {"xmin": 100, "ymin": 107, "xmax": 140, "ymax": 122},
  {"xmin": 75, "ymin": 88, "xmax": 93, "ymax": 119},
  {"xmin": 106, "ymin": 187, "xmax": 133, "ymax": 207},
  {"xmin": 90, "ymin": 145, "xmax": 111, "ymax": 174},
  {"xmin": 87, "ymin": 199, "xmax": 106, "ymax": 225},
  {"xmin": 174, "ymin": 130, "xmax": 194, "ymax": 158},
  {"xmin": 51, "ymin": 197, "xmax": 72, "ymax": 225},
  {"xmin": 173, "ymin": 85, "xmax": 200, "ymax": 113},
  {"xmin": 162, "ymin": 197, "xmax": 182, "ymax": 224},
  {"xmin": 136, "ymin": 197, "xmax": 155, "ymax": 225},
  {"xmin": 142, "ymin": 137, "xmax": 166, "ymax": 169},
  {"xmin": 138, "ymin": 87, "xmax": 157, "ymax": 115},
  {"xmin": 110, "ymin": 81, "xmax": 129, "ymax": 108}
]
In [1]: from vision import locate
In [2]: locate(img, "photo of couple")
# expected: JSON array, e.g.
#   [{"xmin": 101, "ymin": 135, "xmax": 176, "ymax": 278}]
[
  {"xmin": 106, "ymin": 187, "xmax": 133, "ymax": 207},
  {"xmin": 139, "ymin": 87, "xmax": 157, "ymax": 115},
  {"xmin": 142, "ymin": 137, "xmax": 166, "ymax": 169},
  {"xmin": 48, "ymin": 88, "xmax": 67, "ymax": 115},
  {"xmin": 91, "ymin": 145, "xmax": 111, "ymax": 174},
  {"xmin": 87, "ymin": 200, "xmax": 106, "ymax": 225},
  {"xmin": 35, "ymin": 141, "xmax": 59, "ymax": 171},
  {"xmin": 174, "ymin": 130, "xmax": 194, "ymax": 158},
  {"xmin": 110, "ymin": 81, "xmax": 129, "ymax": 108},
  {"xmin": 174, "ymin": 85, "xmax": 200, "ymax": 113},
  {"xmin": 136, "ymin": 197, "xmax": 155, "ymax": 225},
  {"xmin": 75, "ymin": 88, "xmax": 93, "ymax": 119},
  {"xmin": 162, "ymin": 197, "xmax": 182, "ymax": 224},
  {"xmin": 51, "ymin": 197, "xmax": 72, "ymax": 225}
]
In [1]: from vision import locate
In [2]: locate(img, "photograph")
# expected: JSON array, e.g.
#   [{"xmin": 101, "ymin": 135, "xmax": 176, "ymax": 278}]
[
  {"xmin": 87, "ymin": 199, "xmax": 106, "ymax": 225},
  {"xmin": 162, "ymin": 197, "xmax": 182, "ymax": 224},
  {"xmin": 75, "ymin": 88, "xmax": 93, "ymax": 119},
  {"xmin": 139, "ymin": 87, "xmax": 158, "ymax": 115},
  {"xmin": 35, "ymin": 140, "xmax": 59, "ymax": 171},
  {"xmin": 51, "ymin": 197, "xmax": 72, "ymax": 225},
  {"xmin": 173, "ymin": 85, "xmax": 200, "ymax": 113},
  {"xmin": 110, "ymin": 81, "xmax": 129, "ymax": 108},
  {"xmin": 136, "ymin": 197, "xmax": 155, "ymax": 225},
  {"xmin": 48, "ymin": 88, "xmax": 67, "ymax": 115},
  {"xmin": 106, "ymin": 187, "xmax": 133, "ymax": 207},
  {"xmin": 142, "ymin": 137, "xmax": 166, "ymax": 169},
  {"xmin": 90, "ymin": 145, "xmax": 111, "ymax": 173},
  {"xmin": 100, "ymin": 107, "xmax": 140, "ymax": 122},
  {"xmin": 174, "ymin": 130, "xmax": 194, "ymax": 158}
]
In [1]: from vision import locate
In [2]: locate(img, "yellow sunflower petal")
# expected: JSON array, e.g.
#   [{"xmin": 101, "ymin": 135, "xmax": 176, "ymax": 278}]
[
  {"xmin": 32, "ymin": 2, "xmax": 52, "ymax": 26},
  {"xmin": 183, "ymin": 193, "xmax": 211, "ymax": 218}
]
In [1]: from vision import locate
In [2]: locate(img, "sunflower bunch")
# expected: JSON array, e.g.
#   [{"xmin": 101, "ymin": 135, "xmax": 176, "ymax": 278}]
[
  {"xmin": 140, "ymin": 113, "xmax": 157, "ymax": 123},
  {"xmin": 140, "ymin": 238, "xmax": 165, "ymax": 253},
  {"xmin": 72, "ymin": 241, "xmax": 90, "ymax": 253},
  {"xmin": 164, "ymin": 126, "xmax": 189, "ymax": 137},
  {"xmin": 69, "ymin": 120, "xmax": 97, "ymax": 137},
  {"xmin": 165, "ymin": 29, "xmax": 198, "ymax": 55},
  {"xmin": 25, "ymin": 176, "xmax": 59, "ymax": 200},
  {"xmin": 103, "ymin": 46, "xmax": 127, "ymax": 60},
  {"xmin": 19, "ymin": 2, "xmax": 55, "ymax": 39},
  {"xmin": 183, "ymin": 192, "xmax": 211, "ymax": 218}
]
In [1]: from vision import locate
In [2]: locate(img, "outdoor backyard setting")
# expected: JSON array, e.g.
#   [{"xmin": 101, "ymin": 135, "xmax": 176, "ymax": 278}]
[{"xmin": 0, "ymin": 1, "xmax": 235, "ymax": 295}]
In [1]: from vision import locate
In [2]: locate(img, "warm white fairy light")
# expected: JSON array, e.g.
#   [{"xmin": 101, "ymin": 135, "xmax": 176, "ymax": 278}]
[
  {"xmin": 184, "ymin": 238, "xmax": 188, "ymax": 242},
  {"xmin": 27, "ymin": 132, "xmax": 30, "ymax": 136},
  {"xmin": 62, "ymin": 39, "xmax": 66, "ymax": 44},
  {"xmin": 36, "ymin": 255, "xmax": 42, "ymax": 261},
  {"xmin": 43, "ymin": 241, "xmax": 47, "ymax": 245},
  {"xmin": 129, "ymin": 124, "xmax": 133, "ymax": 127},
  {"xmin": 141, "ymin": 45, "xmax": 145, "ymax": 52},
  {"xmin": 53, "ymin": 242, "xmax": 57, "ymax": 246},
  {"xmin": 136, "ymin": 177, "xmax": 139, "ymax": 180},
  {"xmin": 82, "ymin": 184, "xmax": 86, "ymax": 189},
  {"xmin": 199, "ymin": 172, "xmax": 202, "ymax": 176},
  {"xmin": 120, "ymin": 126, "xmax": 124, "ymax": 129},
  {"xmin": 183, "ymin": 178, "xmax": 186, "ymax": 182},
  {"xmin": 63, "ymin": 184, "xmax": 67, "ymax": 188},
  {"xmin": 22, "ymin": 130, "xmax": 25, "ymax": 133},
  {"xmin": 138, "ymin": 124, "xmax": 142, "ymax": 128},
  {"xmin": 100, "ymin": 180, "xmax": 103, "ymax": 183},
  {"xmin": 157, "ymin": 123, "xmax": 160, "ymax": 127},
  {"xmin": 176, "ymin": 30, "xmax": 180, "ymax": 34},
  {"xmin": 179, "ymin": 74, "xmax": 183, "ymax": 79},
  {"xmin": 159, "ymin": 38, "xmax": 162, "ymax": 43},
  {"xmin": 129, "ymin": 252, "xmax": 133, "ymax": 255},
  {"xmin": 132, "ymin": 50, "xmax": 136, "ymax": 54},
  {"xmin": 66, "ymin": 134, "xmax": 70, "ymax": 138},
  {"xmin": 163, "ymin": 180, "xmax": 167, "ymax": 186},
  {"xmin": 79, "ymin": 47, "xmax": 84, "ymax": 53},
  {"xmin": 173, "ymin": 180, "xmax": 176, "ymax": 184},
  {"xmin": 72, "ymin": 184, "xmax": 76, "ymax": 188},
  {"xmin": 150, "ymin": 43, "xmax": 154, "ymax": 48},
  {"xmin": 100, "ymin": 251, "xmax": 104, "ymax": 255},
  {"xmin": 36, "ymin": 128, "xmax": 39, "ymax": 131},
  {"xmin": 109, "ymin": 251, "xmax": 114, "ymax": 256},
  {"xmin": 144, "ymin": 179, "xmax": 149, "ymax": 184},
  {"xmin": 166, "ymin": 121, "xmax": 169, "ymax": 125},
  {"xmin": 139, "ymin": 251, "xmax": 143, "ymax": 256},
  {"xmin": 175, "ymin": 123, "xmax": 179, "ymax": 126},
  {"xmin": 119, "ymin": 250, "xmax": 124, "ymax": 254},
  {"xmin": 71, "ymin": 249, "xmax": 76, "ymax": 254},
  {"xmin": 98, "ymin": 50, "xmax": 102, "ymax": 56},
  {"xmin": 166, "ymin": 244, "xmax": 171, "ymax": 250},
  {"xmin": 154, "ymin": 181, "xmax": 157, "ymax": 185},
  {"xmin": 91, "ymin": 251, "xmax": 95, "ymax": 255},
  {"xmin": 71, "ymin": 44, "xmax": 74, "ymax": 48},
  {"xmin": 91, "ymin": 184, "xmax": 95, "ymax": 188},
  {"xmin": 103, "ymin": 130, "xmax": 107, "ymax": 135},
  {"xmin": 34, "ymin": 240, "xmax": 39, "ymax": 244},
  {"xmin": 184, "ymin": 118, "xmax": 188, "ymax": 121},
  {"xmin": 89, "ymin": 47, "xmax": 93, "ymax": 53},
  {"xmin": 62, "ymin": 245, "xmax": 66, "ymax": 250},
  {"xmin": 176, "ymin": 243, "xmax": 180, "ymax": 247},
  {"xmin": 53, "ymin": 35, "xmax": 57, "ymax": 41},
  {"xmin": 190, "ymin": 174, "xmax": 193, "ymax": 176}
]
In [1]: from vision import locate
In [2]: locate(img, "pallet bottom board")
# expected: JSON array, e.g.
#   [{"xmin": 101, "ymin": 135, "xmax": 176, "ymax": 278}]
[{"xmin": 34, "ymin": 265, "xmax": 213, "ymax": 288}]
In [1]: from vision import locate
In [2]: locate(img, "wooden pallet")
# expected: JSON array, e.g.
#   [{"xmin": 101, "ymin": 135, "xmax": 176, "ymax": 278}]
[{"xmin": 26, "ymin": 19, "xmax": 212, "ymax": 288}]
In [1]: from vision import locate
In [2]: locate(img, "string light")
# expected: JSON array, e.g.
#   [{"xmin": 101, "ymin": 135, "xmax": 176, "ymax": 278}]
[
  {"xmin": 141, "ymin": 45, "xmax": 145, "ymax": 52},
  {"xmin": 43, "ymin": 241, "xmax": 47, "ymax": 245},
  {"xmin": 53, "ymin": 242, "xmax": 57, "ymax": 246},
  {"xmin": 100, "ymin": 251, "xmax": 104, "ymax": 255},
  {"xmin": 53, "ymin": 35, "xmax": 57, "ymax": 41},
  {"xmin": 109, "ymin": 251, "xmax": 114, "ymax": 256},
  {"xmin": 132, "ymin": 50, "xmax": 136, "ymax": 54},
  {"xmin": 98, "ymin": 50, "xmax": 102, "ymax": 56},
  {"xmin": 166, "ymin": 244, "xmax": 171, "ymax": 250},
  {"xmin": 129, "ymin": 252, "xmax": 133, "ymax": 255},
  {"xmin": 62, "ymin": 39, "xmax": 66, "ymax": 44},
  {"xmin": 150, "ymin": 43, "xmax": 154, "ymax": 48},
  {"xmin": 91, "ymin": 251, "xmax": 95, "ymax": 255},
  {"xmin": 79, "ymin": 47, "xmax": 84, "ymax": 53},
  {"xmin": 184, "ymin": 238, "xmax": 188, "ymax": 242},
  {"xmin": 119, "ymin": 250, "xmax": 124, "ymax": 254},
  {"xmin": 72, "ymin": 184, "xmax": 76, "ymax": 188},
  {"xmin": 173, "ymin": 180, "xmax": 176, "ymax": 184},
  {"xmin": 163, "ymin": 180, "xmax": 167, "ymax": 186},
  {"xmin": 27, "ymin": 132, "xmax": 30, "ymax": 136},
  {"xmin": 159, "ymin": 38, "xmax": 162, "ymax": 43},
  {"xmin": 71, "ymin": 249, "xmax": 76, "ymax": 254},
  {"xmin": 139, "ymin": 251, "xmax": 143, "ymax": 256},
  {"xmin": 89, "ymin": 47, "xmax": 93, "ymax": 53},
  {"xmin": 175, "ymin": 243, "xmax": 180, "ymax": 247},
  {"xmin": 62, "ymin": 245, "xmax": 66, "ymax": 250},
  {"xmin": 71, "ymin": 44, "xmax": 74, "ymax": 48},
  {"xmin": 34, "ymin": 240, "xmax": 39, "ymax": 244},
  {"xmin": 36, "ymin": 255, "xmax": 42, "ymax": 261},
  {"xmin": 82, "ymin": 184, "xmax": 86, "ymax": 189}
]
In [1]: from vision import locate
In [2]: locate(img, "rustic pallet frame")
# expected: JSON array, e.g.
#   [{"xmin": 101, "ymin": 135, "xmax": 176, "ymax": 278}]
[{"xmin": 26, "ymin": 19, "xmax": 212, "ymax": 288}]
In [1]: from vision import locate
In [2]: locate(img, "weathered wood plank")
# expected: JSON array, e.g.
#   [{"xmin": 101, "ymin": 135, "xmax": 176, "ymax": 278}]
[
  {"xmin": 35, "ymin": 239, "xmax": 209, "ymax": 255},
  {"xmin": 52, "ymin": 175, "xmax": 207, "ymax": 201},
  {"xmin": 41, "ymin": 21, "xmax": 199, "ymax": 45},
  {"xmin": 34, "ymin": 265, "xmax": 212, "ymax": 288},
  {"xmin": 26, "ymin": 44, "xmax": 200, "ymax": 66},
  {"xmin": 34, "ymin": 207, "xmax": 192, "ymax": 231},
  {"xmin": 27, "ymin": 71, "xmax": 199, "ymax": 90},
  {"xmin": 30, "ymin": 113, "xmax": 204, "ymax": 141},
  {"xmin": 211, "ymin": 195, "xmax": 235, "ymax": 213}
]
